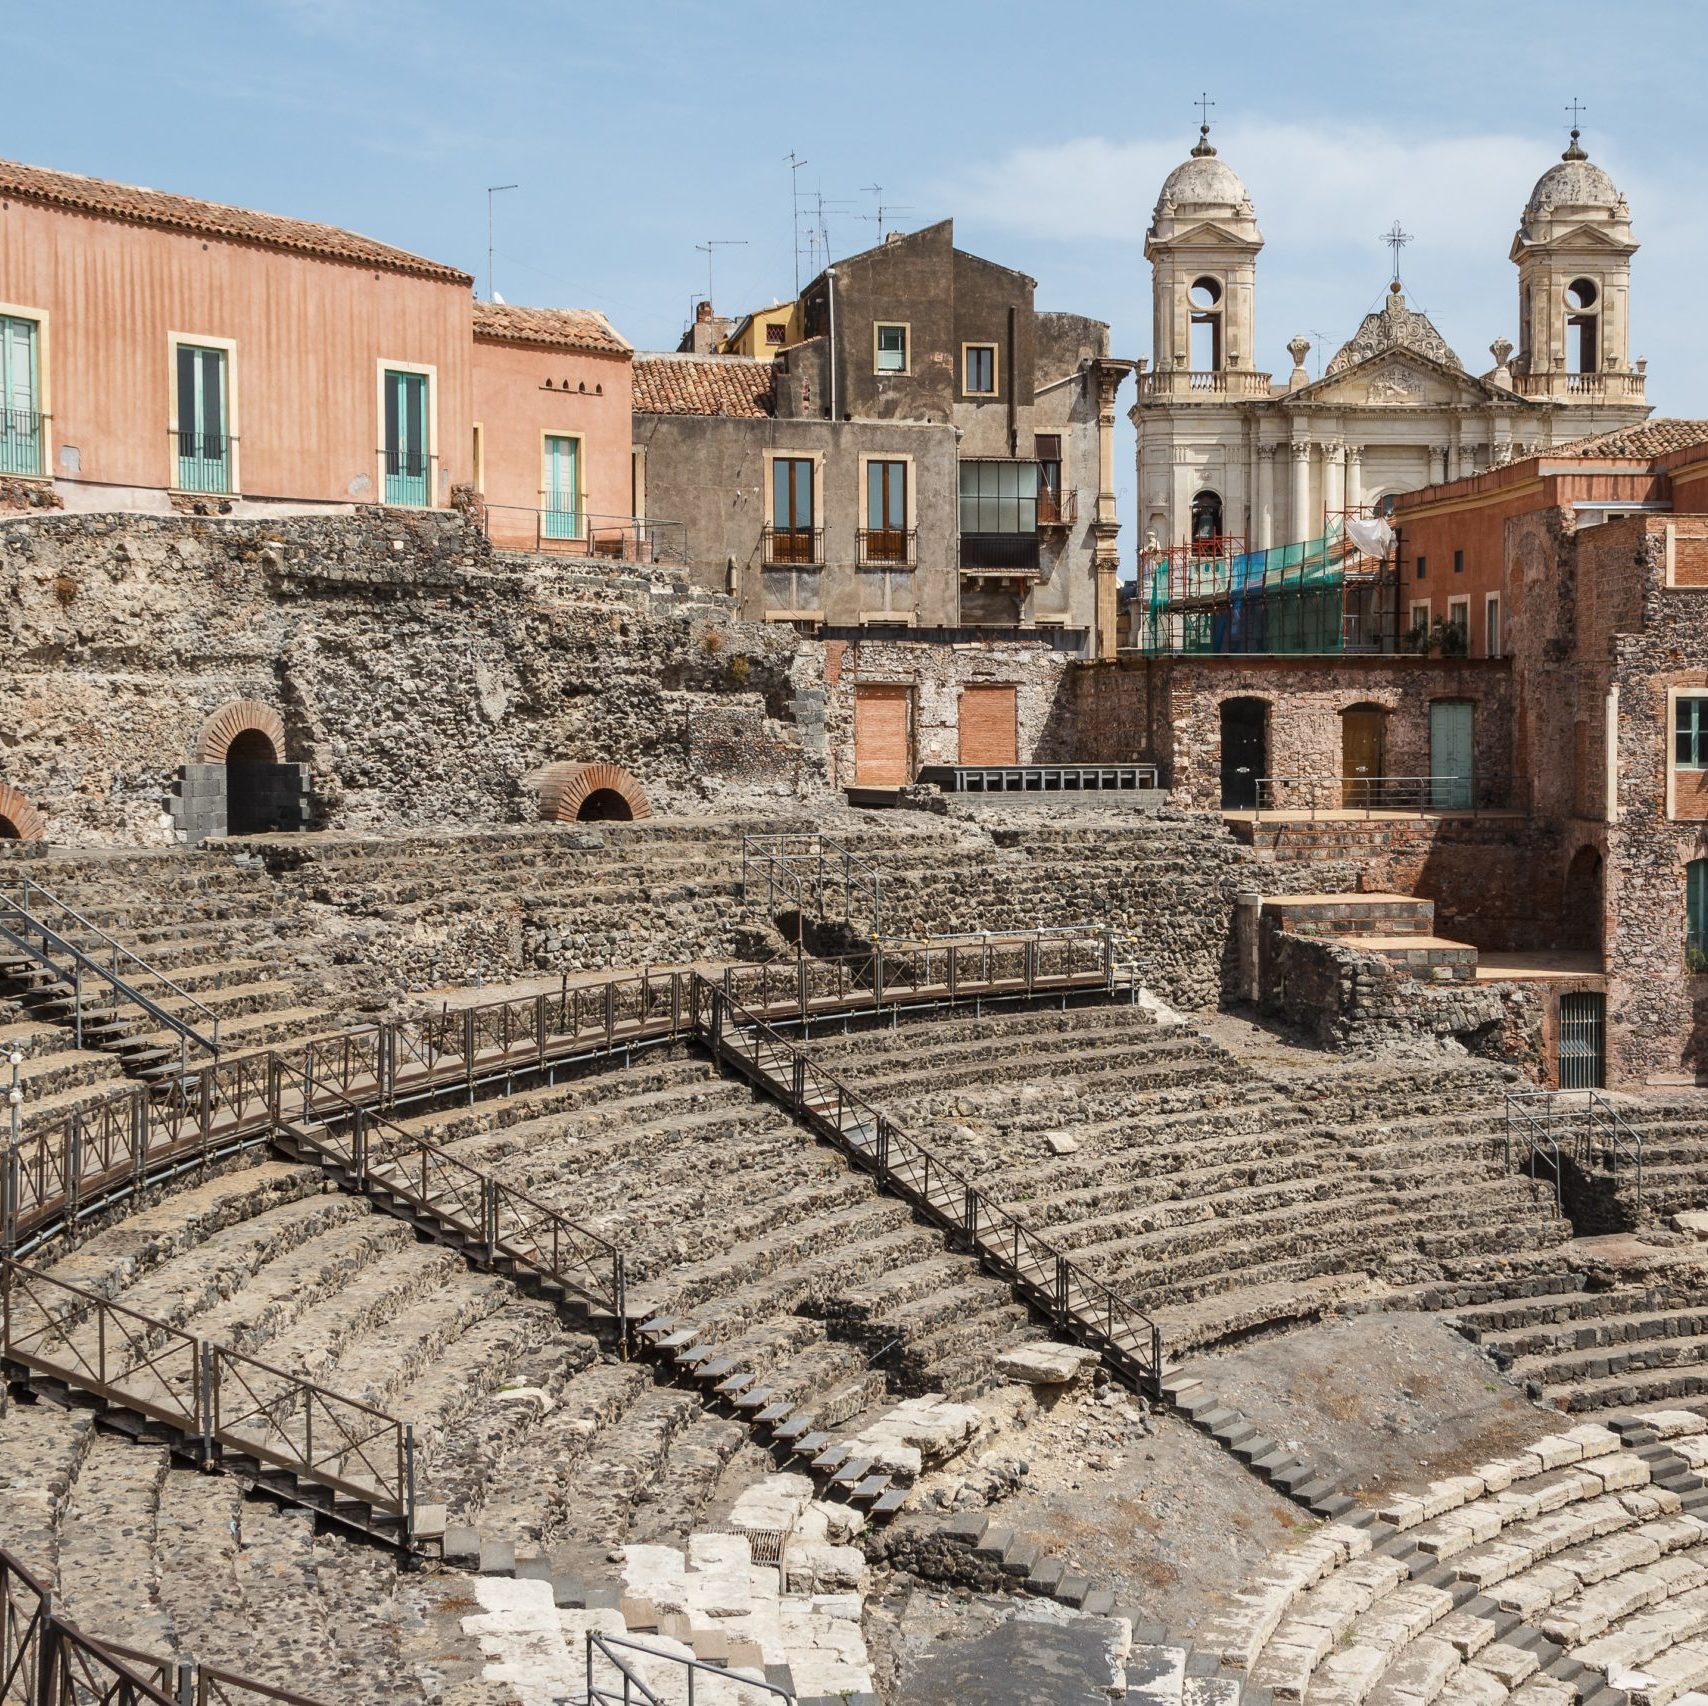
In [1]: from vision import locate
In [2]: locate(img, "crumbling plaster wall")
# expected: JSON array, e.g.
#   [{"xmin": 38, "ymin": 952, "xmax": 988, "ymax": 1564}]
[{"xmin": 0, "ymin": 508, "xmax": 820, "ymax": 845}]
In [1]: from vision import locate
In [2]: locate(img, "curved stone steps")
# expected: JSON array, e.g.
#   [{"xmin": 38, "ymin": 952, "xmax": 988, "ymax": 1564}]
[
  {"xmin": 155, "ymin": 1470, "xmax": 254, "ymax": 1666},
  {"xmin": 619, "ymin": 1413, "xmax": 750, "ymax": 1549},
  {"xmin": 546, "ymin": 1384, "xmax": 705, "ymax": 1550}
]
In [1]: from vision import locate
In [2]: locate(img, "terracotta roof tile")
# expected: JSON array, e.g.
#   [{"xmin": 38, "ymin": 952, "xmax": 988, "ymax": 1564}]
[
  {"xmin": 473, "ymin": 301, "xmax": 631, "ymax": 357},
  {"xmin": 0, "ymin": 156, "xmax": 469, "ymax": 283},
  {"xmin": 1550, "ymin": 419, "xmax": 1708, "ymax": 459},
  {"xmin": 633, "ymin": 354, "xmax": 774, "ymax": 418}
]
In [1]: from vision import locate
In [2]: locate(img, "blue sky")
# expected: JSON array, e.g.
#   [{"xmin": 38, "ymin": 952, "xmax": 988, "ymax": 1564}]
[{"xmin": 10, "ymin": 0, "xmax": 1706, "ymax": 524}]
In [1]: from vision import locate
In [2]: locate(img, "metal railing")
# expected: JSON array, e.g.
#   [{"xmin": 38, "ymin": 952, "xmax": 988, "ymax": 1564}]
[
  {"xmin": 741, "ymin": 835, "xmax": 884, "ymax": 936},
  {"xmin": 0, "ymin": 1543, "xmax": 327, "ymax": 1706},
  {"xmin": 0, "ymin": 1258, "xmax": 413, "ymax": 1543},
  {"xmin": 1038, "ymin": 488, "xmax": 1076, "ymax": 527},
  {"xmin": 380, "ymin": 448, "xmax": 435, "ymax": 507},
  {"xmin": 960, "ymin": 533, "xmax": 1041, "ymax": 573},
  {"xmin": 762, "ymin": 526, "xmax": 823, "ymax": 567},
  {"xmin": 1250, "ymin": 775, "xmax": 1475, "ymax": 818},
  {"xmin": 0, "ymin": 408, "xmax": 45, "ymax": 478},
  {"xmin": 1504, "ymin": 1088, "xmax": 1643, "ymax": 1205},
  {"xmin": 172, "ymin": 430, "xmax": 235, "ymax": 495},
  {"xmin": 586, "ymin": 1630, "xmax": 794, "ymax": 1704},
  {"xmin": 694, "ymin": 973, "xmax": 1161, "ymax": 1394},
  {"xmin": 1503, "ymin": 1092, "xmax": 1567, "ymax": 1212},
  {"xmin": 0, "ymin": 888, "xmax": 221, "ymax": 1073},
  {"xmin": 856, "ymin": 527, "xmax": 917, "ymax": 567},
  {"xmin": 479, "ymin": 504, "xmax": 688, "ymax": 565}
]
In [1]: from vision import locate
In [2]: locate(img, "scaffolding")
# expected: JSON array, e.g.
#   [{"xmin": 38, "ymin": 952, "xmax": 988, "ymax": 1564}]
[{"xmin": 1135, "ymin": 515, "xmax": 1399, "ymax": 656}]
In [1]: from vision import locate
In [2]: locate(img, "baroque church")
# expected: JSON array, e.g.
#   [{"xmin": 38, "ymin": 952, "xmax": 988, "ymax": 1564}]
[{"xmin": 1132, "ymin": 118, "xmax": 1651, "ymax": 552}]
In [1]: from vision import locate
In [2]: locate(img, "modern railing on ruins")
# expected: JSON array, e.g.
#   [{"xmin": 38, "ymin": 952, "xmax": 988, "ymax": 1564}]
[
  {"xmin": 1505, "ymin": 1088, "xmax": 1644, "ymax": 1208},
  {"xmin": 693, "ymin": 975, "xmax": 1162, "ymax": 1395},
  {"xmin": 0, "ymin": 1543, "xmax": 327, "ymax": 1706},
  {"xmin": 479, "ymin": 504, "xmax": 688, "ymax": 565},
  {"xmin": 585, "ymin": 1630, "xmax": 796, "ymax": 1705},
  {"xmin": 1251, "ymin": 774, "xmax": 1481, "ymax": 816},
  {"xmin": 0, "ymin": 875, "xmax": 222, "ymax": 1067},
  {"xmin": 741, "ymin": 834, "xmax": 885, "ymax": 935}
]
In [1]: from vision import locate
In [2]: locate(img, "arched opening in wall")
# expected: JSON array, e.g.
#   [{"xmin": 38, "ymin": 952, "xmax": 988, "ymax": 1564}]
[
  {"xmin": 188, "ymin": 699, "xmax": 304, "ymax": 842},
  {"xmin": 1560, "ymin": 844, "xmax": 1604, "ymax": 957},
  {"xmin": 576, "ymin": 788, "xmax": 634, "ymax": 822},
  {"xmin": 226, "ymin": 727, "xmax": 284, "ymax": 835},
  {"xmin": 1340, "ymin": 703, "xmax": 1387, "ymax": 807},
  {"xmin": 1188, "ymin": 276, "xmax": 1223, "ymax": 372},
  {"xmin": 537, "ymin": 761, "xmax": 652, "ymax": 825},
  {"xmin": 0, "ymin": 785, "xmax": 46, "ymax": 843},
  {"xmin": 1191, "ymin": 489, "xmax": 1223, "ymax": 556},
  {"xmin": 1219, "ymin": 697, "xmax": 1268, "ymax": 811},
  {"xmin": 0, "ymin": 816, "xmax": 19, "ymax": 840},
  {"xmin": 1565, "ymin": 278, "xmax": 1600, "ymax": 375}
]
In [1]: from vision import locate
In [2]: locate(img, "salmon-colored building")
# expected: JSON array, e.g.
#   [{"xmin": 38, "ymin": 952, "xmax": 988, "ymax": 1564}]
[{"xmin": 0, "ymin": 157, "xmax": 638, "ymax": 547}]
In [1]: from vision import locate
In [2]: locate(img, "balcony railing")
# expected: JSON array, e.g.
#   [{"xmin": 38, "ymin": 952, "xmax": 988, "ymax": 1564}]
[
  {"xmin": 479, "ymin": 504, "xmax": 687, "ymax": 565},
  {"xmin": 857, "ymin": 527, "xmax": 917, "ymax": 567},
  {"xmin": 380, "ymin": 448, "xmax": 434, "ymax": 507},
  {"xmin": 961, "ymin": 533, "xmax": 1041, "ymax": 574},
  {"xmin": 0, "ymin": 409, "xmax": 45, "ymax": 478},
  {"xmin": 173, "ymin": 430, "xmax": 235, "ymax": 495},
  {"xmin": 1510, "ymin": 370, "xmax": 1647, "ymax": 402},
  {"xmin": 1138, "ymin": 369, "xmax": 1273, "ymax": 401},
  {"xmin": 763, "ymin": 525, "xmax": 823, "ymax": 566},
  {"xmin": 1038, "ymin": 488, "xmax": 1076, "ymax": 528}
]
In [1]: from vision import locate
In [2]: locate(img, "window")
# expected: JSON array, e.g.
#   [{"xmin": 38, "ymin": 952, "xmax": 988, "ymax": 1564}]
[
  {"xmin": 765, "ymin": 322, "xmax": 787, "ymax": 346},
  {"xmin": 875, "ymin": 324, "xmax": 908, "ymax": 374},
  {"xmin": 1677, "ymin": 697, "xmax": 1708, "ymax": 769},
  {"xmin": 1566, "ymin": 277, "xmax": 1599, "ymax": 374},
  {"xmin": 959, "ymin": 460, "xmax": 1038, "ymax": 533},
  {"xmin": 1691, "ymin": 860, "xmax": 1708, "ymax": 970},
  {"xmin": 1416, "ymin": 554, "xmax": 1427, "ymax": 581},
  {"xmin": 383, "ymin": 368, "xmax": 430, "ymax": 505},
  {"xmin": 1189, "ymin": 275, "xmax": 1223, "ymax": 371},
  {"xmin": 1453, "ymin": 548, "xmax": 1465, "ymax": 575},
  {"xmin": 542, "ymin": 434, "xmax": 581, "ymax": 539},
  {"xmin": 1409, "ymin": 599, "xmax": 1431, "ymax": 637},
  {"xmin": 1447, "ymin": 596, "xmax": 1470, "ymax": 639},
  {"xmin": 863, "ymin": 459, "xmax": 909, "ymax": 564},
  {"xmin": 1485, "ymin": 593, "xmax": 1502, "ymax": 659},
  {"xmin": 0, "ymin": 314, "xmax": 42, "ymax": 477},
  {"xmin": 963, "ymin": 344, "xmax": 997, "ymax": 395},
  {"xmin": 769, "ymin": 456, "xmax": 817, "ymax": 563},
  {"xmin": 175, "ymin": 343, "xmax": 231, "ymax": 494},
  {"xmin": 471, "ymin": 422, "xmax": 485, "ymax": 494},
  {"xmin": 1035, "ymin": 434, "xmax": 1063, "ymax": 522}
]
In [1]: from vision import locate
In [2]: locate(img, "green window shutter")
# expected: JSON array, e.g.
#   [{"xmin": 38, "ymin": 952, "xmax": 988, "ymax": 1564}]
[
  {"xmin": 1, "ymin": 318, "xmax": 40, "ymax": 476},
  {"xmin": 543, "ymin": 436, "xmax": 581, "ymax": 539},
  {"xmin": 1689, "ymin": 860, "xmax": 1708, "ymax": 967},
  {"xmin": 175, "ymin": 345, "xmax": 230, "ymax": 493},
  {"xmin": 383, "ymin": 371, "xmax": 429, "ymax": 505}
]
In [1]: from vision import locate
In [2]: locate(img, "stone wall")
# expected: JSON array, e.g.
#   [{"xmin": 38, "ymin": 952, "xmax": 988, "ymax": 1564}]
[
  {"xmin": 0, "ymin": 508, "xmax": 822, "ymax": 845},
  {"xmin": 1072, "ymin": 654, "xmax": 1515, "ymax": 810},
  {"xmin": 1257, "ymin": 925, "xmax": 1544, "ymax": 1070}
]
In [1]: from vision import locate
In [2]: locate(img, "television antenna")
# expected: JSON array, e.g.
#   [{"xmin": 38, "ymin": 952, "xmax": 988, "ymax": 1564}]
[
  {"xmin": 486, "ymin": 183, "xmax": 518, "ymax": 302},
  {"xmin": 858, "ymin": 183, "xmax": 913, "ymax": 243},
  {"xmin": 695, "ymin": 238, "xmax": 748, "ymax": 311},
  {"xmin": 786, "ymin": 151, "xmax": 809, "ymax": 295}
]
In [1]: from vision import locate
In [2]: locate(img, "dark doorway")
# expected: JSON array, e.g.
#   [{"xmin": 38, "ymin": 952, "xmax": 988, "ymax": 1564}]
[
  {"xmin": 1560, "ymin": 846, "xmax": 1605, "ymax": 955},
  {"xmin": 0, "ymin": 816, "xmax": 18, "ymax": 840},
  {"xmin": 1191, "ymin": 490, "xmax": 1224, "ymax": 554},
  {"xmin": 577, "ymin": 788, "xmax": 634, "ymax": 822},
  {"xmin": 1558, "ymin": 992, "xmax": 1606, "ymax": 1089},
  {"xmin": 1220, "ymin": 697, "xmax": 1267, "ymax": 810},
  {"xmin": 226, "ymin": 727, "xmax": 289, "ymax": 836}
]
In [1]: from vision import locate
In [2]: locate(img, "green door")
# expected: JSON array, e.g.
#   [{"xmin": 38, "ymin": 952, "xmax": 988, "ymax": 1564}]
[
  {"xmin": 383, "ymin": 370, "xmax": 429, "ymax": 505},
  {"xmin": 543, "ymin": 435, "xmax": 581, "ymax": 540},
  {"xmin": 176, "ymin": 344, "xmax": 230, "ymax": 493},
  {"xmin": 1430, "ymin": 700, "xmax": 1474, "ymax": 809},
  {"xmin": 1, "ymin": 316, "xmax": 41, "ymax": 477}
]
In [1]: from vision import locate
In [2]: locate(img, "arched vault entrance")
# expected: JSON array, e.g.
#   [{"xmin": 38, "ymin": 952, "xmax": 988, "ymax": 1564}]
[
  {"xmin": 0, "ymin": 784, "xmax": 46, "ymax": 842},
  {"xmin": 537, "ymin": 762, "xmax": 652, "ymax": 824}
]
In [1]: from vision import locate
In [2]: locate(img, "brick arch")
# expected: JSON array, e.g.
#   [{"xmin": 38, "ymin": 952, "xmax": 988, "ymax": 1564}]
[
  {"xmin": 537, "ymin": 762, "xmax": 651, "ymax": 824},
  {"xmin": 0, "ymin": 784, "xmax": 46, "ymax": 842},
  {"xmin": 197, "ymin": 699, "xmax": 286, "ymax": 765}
]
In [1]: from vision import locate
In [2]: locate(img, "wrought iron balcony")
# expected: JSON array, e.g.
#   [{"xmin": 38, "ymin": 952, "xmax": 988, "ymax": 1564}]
[
  {"xmin": 961, "ymin": 533, "xmax": 1041, "ymax": 574},
  {"xmin": 857, "ymin": 527, "xmax": 917, "ymax": 567},
  {"xmin": 173, "ymin": 429, "xmax": 236, "ymax": 495},
  {"xmin": 0, "ymin": 409, "xmax": 45, "ymax": 478},
  {"xmin": 1038, "ymin": 489, "xmax": 1076, "ymax": 528},
  {"xmin": 763, "ymin": 525, "xmax": 823, "ymax": 567}
]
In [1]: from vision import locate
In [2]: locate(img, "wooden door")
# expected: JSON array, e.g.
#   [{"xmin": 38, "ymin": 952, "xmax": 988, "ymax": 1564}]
[
  {"xmin": 855, "ymin": 684, "xmax": 911, "ymax": 786},
  {"xmin": 959, "ymin": 685, "xmax": 1018, "ymax": 766},
  {"xmin": 1341, "ymin": 710, "xmax": 1384, "ymax": 808}
]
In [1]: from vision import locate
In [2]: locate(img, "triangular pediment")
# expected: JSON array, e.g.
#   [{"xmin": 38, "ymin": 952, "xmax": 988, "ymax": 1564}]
[
  {"xmin": 1511, "ymin": 222, "xmax": 1636, "ymax": 259},
  {"xmin": 1147, "ymin": 218, "xmax": 1261, "ymax": 252},
  {"xmin": 1290, "ymin": 347, "xmax": 1519, "ymax": 409}
]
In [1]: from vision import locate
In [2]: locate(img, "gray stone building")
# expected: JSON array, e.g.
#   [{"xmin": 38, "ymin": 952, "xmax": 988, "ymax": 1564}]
[{"xmin": 632, "ymin": 220, "xmax": 1131, "ymax": 658}]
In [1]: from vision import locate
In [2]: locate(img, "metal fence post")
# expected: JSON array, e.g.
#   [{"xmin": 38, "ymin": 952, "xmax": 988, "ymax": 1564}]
[{"xmin": 199, "ymin": 1341, "xmax": 216, "ymax": 1464}]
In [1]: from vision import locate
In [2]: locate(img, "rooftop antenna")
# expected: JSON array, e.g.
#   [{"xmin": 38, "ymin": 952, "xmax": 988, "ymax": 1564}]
[
  {"xmin": 786, "ymin": 151, "xmax": 809, "ymax": 296},
  {"xmin": 695, "ymin": 239, "xmax": 748, "ymax": 312},
  {"xmin": 1307, "ymin": 329, "xmax": 1331, "ymax": 381},
  {"xmin": 1380, "ymin": 220, "xmax": 1413, "ymax": 286},
  {"xmin": 1564, "ymin": 95, "xmax": 1588, "ymax": 159},
  {"xmin": 486, "ymin": 183, "xmax": 518, "ymax": 302},
  {"xmin": 1192, "ymin": 91, "xmax": 1216, "ymax": 155},
  {"xmin": 858, "ymin": 184, "xmax": 913, "ymax": 243}
]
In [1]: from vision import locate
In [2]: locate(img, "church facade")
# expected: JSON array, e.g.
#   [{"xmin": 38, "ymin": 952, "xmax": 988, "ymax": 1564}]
[{"xmin": 1132, "ymin": 124, "xmax": 1651, "ymax": 553}]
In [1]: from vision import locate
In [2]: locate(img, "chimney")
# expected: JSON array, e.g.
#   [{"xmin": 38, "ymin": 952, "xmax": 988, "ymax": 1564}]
[{"xmin": 695, "ymin": 300, "xmax": 714, "ymax": 323}]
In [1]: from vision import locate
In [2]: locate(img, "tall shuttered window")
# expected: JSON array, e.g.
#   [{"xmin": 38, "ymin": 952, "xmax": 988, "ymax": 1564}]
[
  {"xmin": 542, "ymin": 434, "xmax": 582, "ymax": 539},
  {"xmin": 0, "ymin": 316, "xmax": 42, "ymax": 477},
  {"xmin": 1689, "ymin": 859, "xmax": 1708, "ymax": 971},
  {"xmin": 175, "ymin": 344, "xmax": 231, "ymax": 493},
  {"xmin": 1676, "ymin": 698, "xmax": 1708, "ymax": 769},
  {"xmin": 383, "ymin": 369, "xmax": 430, "ymax": 505}
]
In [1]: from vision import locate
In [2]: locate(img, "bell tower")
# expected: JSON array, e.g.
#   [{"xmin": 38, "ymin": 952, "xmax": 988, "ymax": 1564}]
[{"xmin": 1510, "ymin": 110, "xmax": 1640, "ymax": 400}]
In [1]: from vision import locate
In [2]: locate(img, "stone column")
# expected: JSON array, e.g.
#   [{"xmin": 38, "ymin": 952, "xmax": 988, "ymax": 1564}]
[
  {"xmin": 1091, "ymin": 362, "xmax": 1124, "ymax": 660},
  {"xmin": 1290, "ymin": 441, "xmax": 1311, "ymax": 545},
  {"xmin": 1345, "ymin": 444, "xmax": 1363, "ymax": 512},
  {"xmin": 1323, "ymin": 441, "xmax": 1345, "ymax": 520},
  {"xmin": 1256, "ymin": 445, "xmax": 1276, "ymax": 549},
  {"xmin": 1431, "ymin": 444, "xmax": 1451, "ymax": 486}
]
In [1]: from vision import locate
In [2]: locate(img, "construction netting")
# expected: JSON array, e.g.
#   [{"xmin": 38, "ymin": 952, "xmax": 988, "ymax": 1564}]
[{"xmin": 1136, "ymin": 519, "xmax": 1397, "ymax": 656}]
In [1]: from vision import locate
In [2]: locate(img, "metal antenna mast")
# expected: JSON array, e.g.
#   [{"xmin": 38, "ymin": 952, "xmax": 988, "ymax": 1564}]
[
  {"xmin": 486, "ymin": 183, "xmax": 518, "ymax": 302},
  {"xmin": 859, "ymin": 184, "xmax": 913, "ymax": 243},
  {"xmin": 695, "ymin": 239, "xmax": 749, "ymax": 311},
  {"xmin": 786, "ymin": 151, "xmax": 809, "ymax": 296}
]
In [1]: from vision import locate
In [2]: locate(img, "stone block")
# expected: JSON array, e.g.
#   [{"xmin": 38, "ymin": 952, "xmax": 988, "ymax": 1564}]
[{"xmin": 995, "ymin": 1343, "xmax": 1101, "ymax": 1386}]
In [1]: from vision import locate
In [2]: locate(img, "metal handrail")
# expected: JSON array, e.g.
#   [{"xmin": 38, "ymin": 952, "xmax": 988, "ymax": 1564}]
[
  {"xmin": 1503, "ymin": 1091, "xmax": 1567, "ymax": 1212},
  {"xmin": 1586, "ymin": 1090, "xmax": 1644, "ymax": 1202},
  {"xmin": 586, "ymin": 1630, "xmax": 795, "ymax": 1704},
  {"xmin": 1503, "ymin": 1088, "xmax": 1644, "ymax": 1208},
  {"xmin": 14, "ymin": 874, "xmax": 224, "ymax": 1043},
  {"xmin": 104, "ymin": 1640, "xmax": 331, "ymax": 1706},
  {"xmin": 693, "ymin": 974, "xmax": 1162, "ymax": 1394},
  {"xmin": 478, "ymin": 504, "xmax": 689, "ymax": 566},
  {"xmin": 741, "ymin": 834, "xmax": 885, "ymax": 936},
  {"xmin": 1251, "ymin": 775, "xmax": 1472, "ymax": 819}
]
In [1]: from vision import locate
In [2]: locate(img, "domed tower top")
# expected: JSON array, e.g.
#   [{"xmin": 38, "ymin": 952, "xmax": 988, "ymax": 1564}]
[
  {"xmin": 1510, "ymin": 106, "xmax": 1640, "ymax": 395},
  {"xmin": 1145, "ymin": 102, "xmax": 1263, "ymax": 383}
]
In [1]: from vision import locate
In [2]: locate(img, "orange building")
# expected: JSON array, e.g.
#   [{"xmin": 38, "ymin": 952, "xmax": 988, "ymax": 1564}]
[{"xmin": 0, "ymin": 157, "xmax": 637, "ymax": 543}]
